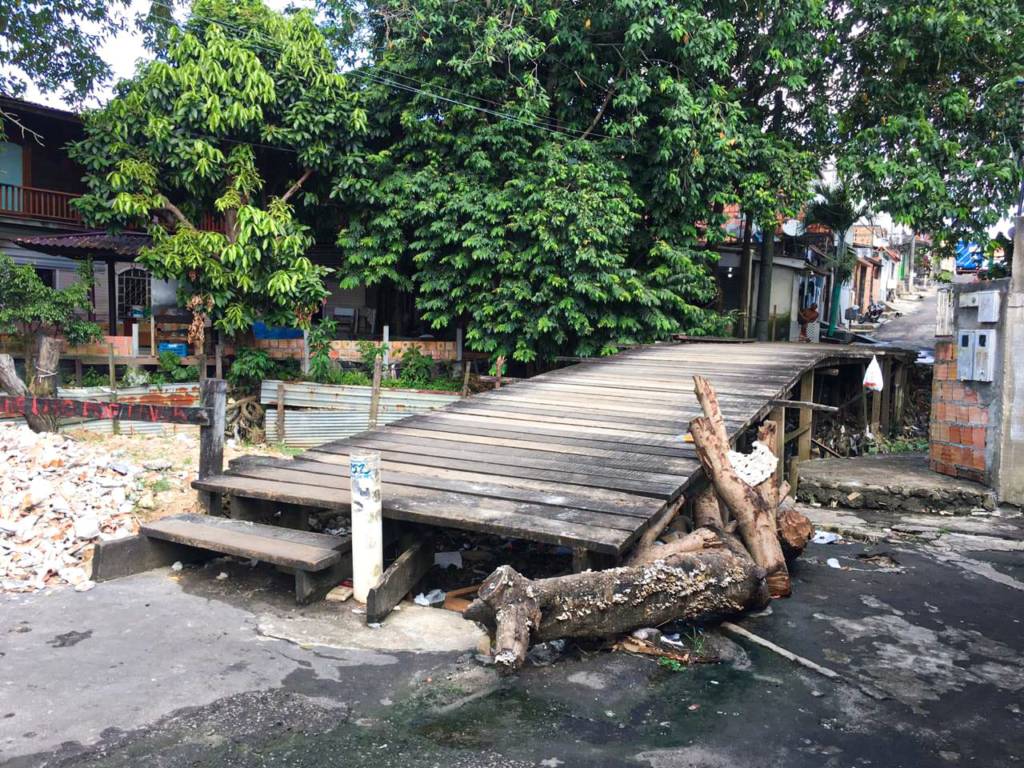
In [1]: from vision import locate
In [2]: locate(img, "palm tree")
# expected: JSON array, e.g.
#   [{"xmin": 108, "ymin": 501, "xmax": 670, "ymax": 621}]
[{"xmin": 804, "ymin": 179, "xmax": 869, "ymax": 336}]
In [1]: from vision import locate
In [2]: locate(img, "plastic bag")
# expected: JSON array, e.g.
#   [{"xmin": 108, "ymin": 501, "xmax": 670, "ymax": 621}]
[{"xmin": 863, "ymin": 355, "xmax": 884, "ymax": 392}]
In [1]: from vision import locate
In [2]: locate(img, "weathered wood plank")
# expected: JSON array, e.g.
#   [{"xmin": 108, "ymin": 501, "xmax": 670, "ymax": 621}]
[
  {"xmin": 198, "ymin": 341, "xmax": 906, "ymax": 559},
  {"xmin": 332, "ymin": 432, "xmax": 695, "ymax": 484},
  {"xmin": 302, "ymin": 444, "xmax": 680, "ymax": 498},
  {"xmin": 229, "ymin": 455, "xmax": 662, "ymax": 518},
  {"xmin": 366, "ymin": 540, "xmax": 433, "ymax": 623},
  {"xmin": 384, "ymin": 420, "xmax": 697, "ymax": 461},
  {"xmin": 142, "ymin": 514, "xmax": 350, "ymax": 571},
  {"xmin": 192, "ymin": 474, "xmax": 633, "ymax": 553}
]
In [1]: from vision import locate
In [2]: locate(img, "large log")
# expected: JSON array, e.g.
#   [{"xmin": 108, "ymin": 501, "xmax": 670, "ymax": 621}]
[
  {"xmin": 777, "ymin": 500, "xmax": 813, "ymax": 561},
  {"xmin": 623, "ymin": 495, "xmax": 685, "ymax": 566},
  {"xmin": 690, "ymin": 416, "xmax": 791, "ymax": 597},
  {"xmin": 466, "ymin": 541, "xmax": 768, "ymax": 673},
  {"xmin": 693, "ymin": 485, "xmax": 725, "ymax": 529},
  {"xmin": 29, "ymin": 336, "xmax": 61, "ymax": 397}
]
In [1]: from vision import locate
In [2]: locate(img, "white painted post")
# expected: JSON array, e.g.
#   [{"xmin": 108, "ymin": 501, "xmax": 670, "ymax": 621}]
[
  {"xmin": 130, "ymin": 322, "xmax": 140, "ymax": 357},
  {"xmin": 349, "ymin": 451, "xmax": 383, "ymax": 603},
  {"xmin": 301, "ymin": 329, "xmax": 310, "ymax": 375},
  {"xmin": 382, "ymin": 324, "xmax": 390, "ymax": 372}
]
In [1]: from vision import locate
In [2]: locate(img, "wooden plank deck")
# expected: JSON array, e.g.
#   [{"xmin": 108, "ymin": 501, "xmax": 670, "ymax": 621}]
[{"xmin": 193, "ymin": 341, "xmax": 912, "ymax": 555}]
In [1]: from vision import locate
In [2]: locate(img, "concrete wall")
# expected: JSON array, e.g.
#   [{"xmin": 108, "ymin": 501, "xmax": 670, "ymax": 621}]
[
  {"xmin": 996, "ymin": 217, "xmax": 1024, "ymax": 505},
  {"xmin": 930, "ymin": 245, "xmax": 1023, "ymax": 505}
]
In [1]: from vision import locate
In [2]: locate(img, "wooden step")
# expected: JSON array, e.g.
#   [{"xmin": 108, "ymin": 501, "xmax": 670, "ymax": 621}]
[{"xmin": 141, "ymin": 514, "xmax": 351, "ymax": 572}]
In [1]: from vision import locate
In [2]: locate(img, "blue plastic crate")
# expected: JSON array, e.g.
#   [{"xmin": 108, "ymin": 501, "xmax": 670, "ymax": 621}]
[{"xmin": 158, "ymin": 342, "xmax": 188, "ymax": 358}]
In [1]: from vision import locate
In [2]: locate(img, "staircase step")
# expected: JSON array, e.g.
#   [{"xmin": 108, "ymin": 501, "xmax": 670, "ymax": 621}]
[{"xmin": 141, "ymin": 514, "xmax": 351, "ymax": 571}]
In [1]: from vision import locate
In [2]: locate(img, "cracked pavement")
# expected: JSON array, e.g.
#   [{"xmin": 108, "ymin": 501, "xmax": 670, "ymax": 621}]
[{"xmin": 2, "ymin": 508, "xmax": 1022, "ymax": 768}]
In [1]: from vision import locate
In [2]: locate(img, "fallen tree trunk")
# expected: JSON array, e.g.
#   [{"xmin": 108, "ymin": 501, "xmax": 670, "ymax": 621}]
[
  {"xmin": 690, "ymin": 416, "xmax": 791, "ymax": 598},
  {"xmin": 465, "ymin": 539, "xmax": 768, "ymax": 673},
  {"xmin": 777, "ymin": 500, "xmax": 813, "ymax": 560}
]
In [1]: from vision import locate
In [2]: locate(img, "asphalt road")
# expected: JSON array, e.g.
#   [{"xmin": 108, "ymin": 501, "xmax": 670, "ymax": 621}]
[
  {"xmin": 2, "ymin": 513, "xmax": 1022, "ymax": 768},
  {"xmin": 870, "ymin": 290, "xmax": 939, "ymax": 354}
]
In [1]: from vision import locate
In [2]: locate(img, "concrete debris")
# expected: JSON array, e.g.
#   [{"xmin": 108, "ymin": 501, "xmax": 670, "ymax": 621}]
[
  {"xmin": 414, "ymin": 588, "xmax": 446, "ymax": 607},
  {"xmin": 826, "ymin": 557, "xmax": 842, "ymax": 569},
  {"xmin": 142, "ymin": 458, "xmax": 173, "ymax": 471},
  {"xmin": 812, "ymin": 531, "xmax": 842, "ymax": 545},
  {"xmin": 325, "ymin": 584, "xmax": 353, "ymax": 602},
  {"xmin": 0, "ymin": 424, "xmax": 141, "ymax": 593}
]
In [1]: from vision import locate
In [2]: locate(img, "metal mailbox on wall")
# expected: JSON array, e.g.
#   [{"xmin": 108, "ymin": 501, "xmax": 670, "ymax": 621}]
[
  {"xmin": 958, "ymin": 331, "xmax": 976, "ymax": 380},
  {"xmin": 958, "ymin": 329, "xmax": 997, "ymax": 382},
  {"xmin": 978, "ymin": 291, "xmax": 1001, "ymax": 324},
  {"xmin": 973, "ymin": 329, "xmax": 996, "ymax": 382}
]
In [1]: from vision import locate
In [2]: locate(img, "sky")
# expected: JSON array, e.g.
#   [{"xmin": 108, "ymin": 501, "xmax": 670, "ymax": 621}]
[
  {"xmin": 15, "ymin": 0, "xmax": 309, "ymax": 111},
  {"xmin": 7, "ymin": 1, "xmax": 1016, "ymax": 239}
]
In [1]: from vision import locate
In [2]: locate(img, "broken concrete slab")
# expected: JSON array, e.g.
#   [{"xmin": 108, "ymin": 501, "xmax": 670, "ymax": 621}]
[
  {"xmin": 797, "ymin": 453, "xmax": 996, "ymax": 514},
  {"xmin": 800, "ymin": 503, "xmax": 1024, "ymax": 545}
]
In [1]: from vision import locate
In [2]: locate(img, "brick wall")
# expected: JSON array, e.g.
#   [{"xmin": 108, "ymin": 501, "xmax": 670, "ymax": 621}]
[
  {"xmin": 253, "ymin": 338, "xmax": 305, "ymax": 360},
  {"xmin": 929, "ymin": 340, "xmax": 989, "ymax": 483}
]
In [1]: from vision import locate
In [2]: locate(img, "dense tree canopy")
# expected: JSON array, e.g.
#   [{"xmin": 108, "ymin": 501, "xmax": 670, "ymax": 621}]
[
  {"xmin": 0, "ymin": 0, "xmax": 130, "ymax": 104},
  {"xmin": 63, "ymin": 0, "xmax": 1024, "ymax": 362},
  {"xmin": 70, "ymin": 0, "xmax": 367, "ymax": 336},
  {"xmin": 330, "ymin": 0, "xmax": 845, "ymax": 360},
  {"xmin": 836, "ymin": 0, "xmax": 1024, "ymax": 240},
  {"xmin": 333, "ymin": 0, "xmax": 792, "ymax": 362}
]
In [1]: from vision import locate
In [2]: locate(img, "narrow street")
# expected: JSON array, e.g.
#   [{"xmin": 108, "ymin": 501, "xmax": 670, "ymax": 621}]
[
  {"xmin": 869, "ymin": 289, "xmax": 939, "ymax": 355},
  {"xmin": 3, "ymin": 507, "xmax": 1021, "ymax": 768}
]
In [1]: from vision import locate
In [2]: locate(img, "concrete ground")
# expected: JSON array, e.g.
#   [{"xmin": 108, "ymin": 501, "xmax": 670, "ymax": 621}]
[
  {"xmin": 3, "ymin": 510, "xmax": 1023, "ymax": 768},
  {"xmin": 869, "ymin": 288, "xmax": 938, "ymax": 354},
  {"xmin": 798, "ymin": 453, "xmax": 995, "ymax": 514}
]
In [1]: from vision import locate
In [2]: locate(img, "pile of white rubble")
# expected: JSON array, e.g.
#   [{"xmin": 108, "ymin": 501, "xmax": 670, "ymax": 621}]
[{"xmin": 0, "ymin": 423, "xmax": 142, "ymax": 593}]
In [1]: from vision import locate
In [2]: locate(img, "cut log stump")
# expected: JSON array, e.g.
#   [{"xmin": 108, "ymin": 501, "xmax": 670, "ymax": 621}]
[{"xmin": 465, "ymin": 538, "xmax": 768, "ymax": 674}]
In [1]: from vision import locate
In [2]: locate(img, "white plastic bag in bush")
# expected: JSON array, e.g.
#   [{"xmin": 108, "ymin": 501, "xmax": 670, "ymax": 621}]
[{"xmin": 863, "ymin": 355, "xmax": 884, "ymax": 392}]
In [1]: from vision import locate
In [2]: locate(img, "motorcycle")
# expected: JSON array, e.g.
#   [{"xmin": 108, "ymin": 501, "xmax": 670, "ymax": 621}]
[{"xmin": 858, "ymin": 301, "xmax": 886, "ymax": 323}]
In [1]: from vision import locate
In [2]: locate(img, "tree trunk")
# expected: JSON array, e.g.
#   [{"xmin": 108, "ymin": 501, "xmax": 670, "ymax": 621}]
[
  {"xmin": 693, "ymin": 486, "xmax": 725, "ymax": 528},
  {"xmin": 777, "ymin": 500, "xmax": 813, "ymax": 561},
  {"xmin": 0, "ymin": 353, "xmax": 53, "ymax": 432},
  {"xmin": 466, "ymin": 542, "xmax": 768, "ymax": 673},
  {"xmin": 623, "ymin": 495, "xmax": 684, "ymax": 566},
  {"xmin": 689, "ymin": 416, "xmax": 791, "ymax": 597},
  {"xmin": 29, "ymin": 335, "xmax": 61, "ymax": 397},
  {"xmin": 628, "ymin": 527, "xmax": 722, "ymax": 566}
]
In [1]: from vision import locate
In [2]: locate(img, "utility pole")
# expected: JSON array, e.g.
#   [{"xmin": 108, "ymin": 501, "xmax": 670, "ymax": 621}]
[
  {"xmin": 904, "ymin": 230, "xmax": 916, "ymax": 293},
  {"xmin": 737, "ymin": 215, "xmax": 754, "ymax": 338},
  {"xmin": 754, "ymin": 228, "xmax": 774, "ymax": 341},
  {"xmin": 755, "ymin": 91, "xmax": 784, "ymax": 342}
]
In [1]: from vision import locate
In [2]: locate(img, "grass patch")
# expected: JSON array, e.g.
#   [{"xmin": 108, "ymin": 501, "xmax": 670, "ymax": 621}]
[{"xmin": 147, "ymin": 477, "xmax": 174, "ymax": 494}]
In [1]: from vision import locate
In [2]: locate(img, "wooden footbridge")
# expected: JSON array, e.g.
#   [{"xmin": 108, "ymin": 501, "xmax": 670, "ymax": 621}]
[{"xmin": 191, "ymin": 342, "xmax": 914, "ymax": 563}]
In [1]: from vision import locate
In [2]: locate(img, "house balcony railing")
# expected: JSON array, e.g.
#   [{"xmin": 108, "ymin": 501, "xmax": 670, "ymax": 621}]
[{"xmin": 0, "ymin": 183, "xmax": 84, "ymax": 226}]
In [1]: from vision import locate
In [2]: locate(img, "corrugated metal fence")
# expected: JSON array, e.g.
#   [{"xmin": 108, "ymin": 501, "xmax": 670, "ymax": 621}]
[{"xmin": 261, "ymin": 380, "xmax": 460, "ymax": 447}]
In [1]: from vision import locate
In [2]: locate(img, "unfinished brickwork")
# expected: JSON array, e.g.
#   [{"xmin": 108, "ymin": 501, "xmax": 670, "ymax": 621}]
[
  {"xmin": 253, "ymin": 338, "xmax": 305, "ymax": 360},
  {"xmin": 929, "ymin": 340, "xmax": 990, "ymax": 483}
]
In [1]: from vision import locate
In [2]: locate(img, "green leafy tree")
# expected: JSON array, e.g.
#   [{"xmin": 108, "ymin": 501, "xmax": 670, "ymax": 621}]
[
  {"xmin": 709, "ymin": 2, "xmax": 836, "ymax": 340},
  {"xmin": 0, "ymin": 0, "xmax": 129, "ymax": 105},
  {"xmin": 836, "ymin": 0, "xmax": 1024, "ymax": 241},
  {"xmin": 333, "ymin": 0, "xmax": 794, "ymax": 363},
  {"xmin": 70, "ymin": 0, "xmax": 367, "ymax": 342},
  {"xmin": 803, "ymin": 179, "xmax": 870, "ymax": 336},
  {"xmin": 0, "ymin": 253, "xmax": 101, "ymax": 429}
]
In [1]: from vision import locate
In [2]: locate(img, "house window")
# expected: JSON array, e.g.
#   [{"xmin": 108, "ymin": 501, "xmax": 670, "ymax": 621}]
[
  {"xmin": 33, "ymin": 267, "xmax": 55, "ymax": 288},
  {"xmin": 117, "ymin": 267, "xmax": 150, "ymax": 320}
]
